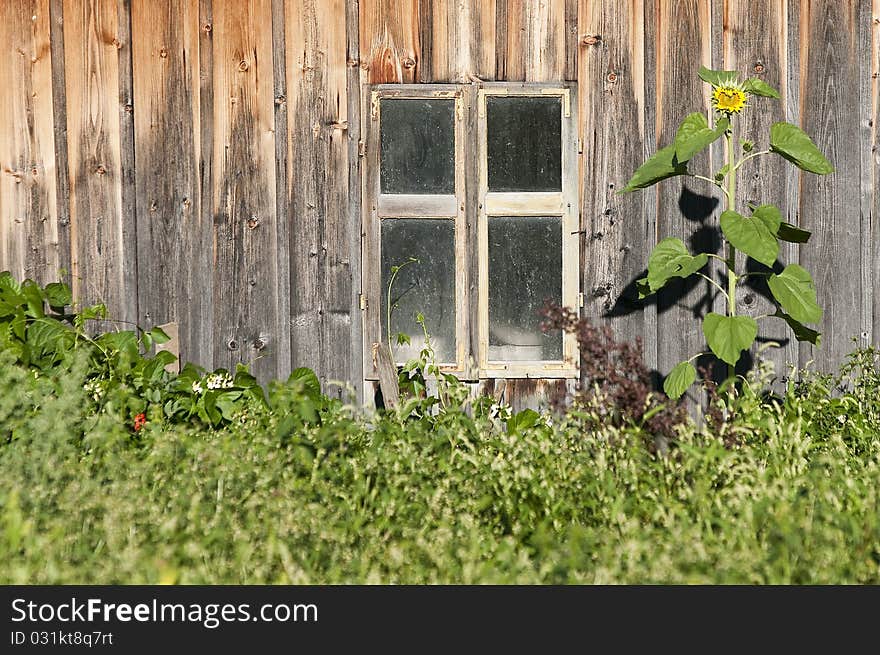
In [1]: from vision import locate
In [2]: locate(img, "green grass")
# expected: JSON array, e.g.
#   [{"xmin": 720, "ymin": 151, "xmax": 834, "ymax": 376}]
[{"xmin": 1, "ymin": 346, "xmax": 879, "ymax": 584}]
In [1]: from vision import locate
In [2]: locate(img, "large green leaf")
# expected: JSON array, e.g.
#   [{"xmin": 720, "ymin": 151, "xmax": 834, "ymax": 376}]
[
  {"xmin": 646, "ymin": 238, "xmax": 709, "ymax": 293},
  {"xmin": 702, "ymin": 313, "xmax": 758, "ymax": 366},
  {"xmin": 43, "ymin": 282, "xmax": 72, "ymax": 310},
  {"xmin": 719, "ymin": 209, "xmax": 779, "ymax": 267},
  {"xmin": 620, "ymin": 145, "xmax": 688, "ymax": 193},
  {"xmin": 776, "ymin": 222, "xmax": 811, "ymax": 243},
  {"xmin": 663, "ymin": 361, "xmax": 697, "ymax": 400},
  {"xmin": 773, "ymin": 309, "xmax": 821, "ymax": 346},
  {"xmin": 289, "ymin": 367, "xmax": 322, "ymax": 399},
  {"xmin": 698, "ymin": 66, "xmax": 739, "ymax": 87},
  {"xmin": 673, "ymin": 113, "xmax": 729, "ymax": 162},
  {"xmin": 750, "ymin": 204, "xmax": 783, "ymax": 234},
  {"xmin": 743, "ymin": 78, "xmax": 780, "ymax": 98},
  {"xmin": 770, "ymin": 122, "xmax": 834, "ymax": 174},
  {"xmin": 768, "ymin": 264, "xmax": 822, "ymax": 324}
]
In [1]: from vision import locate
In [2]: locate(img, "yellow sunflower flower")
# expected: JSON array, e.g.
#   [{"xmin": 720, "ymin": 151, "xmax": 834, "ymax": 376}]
[{"xmin": 712, "ymin": 86, "xmax": 747, "ymax": 114}]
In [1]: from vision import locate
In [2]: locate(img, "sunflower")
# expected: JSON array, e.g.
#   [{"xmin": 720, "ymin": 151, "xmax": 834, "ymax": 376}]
[{"xmin": 712, "ymin": 85, "xmax": 748, "ymax": 115}]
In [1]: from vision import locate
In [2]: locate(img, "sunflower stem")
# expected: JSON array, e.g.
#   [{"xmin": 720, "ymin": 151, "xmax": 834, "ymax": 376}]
[{"xmin": 724, "ymin": 128, "xmax": 737, "ymax": 385}]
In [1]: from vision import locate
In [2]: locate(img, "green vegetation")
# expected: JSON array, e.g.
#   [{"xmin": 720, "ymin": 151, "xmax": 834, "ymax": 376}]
[{"xmin": 1, "ymin": 274, "xmax": 879, "ymax": 583}]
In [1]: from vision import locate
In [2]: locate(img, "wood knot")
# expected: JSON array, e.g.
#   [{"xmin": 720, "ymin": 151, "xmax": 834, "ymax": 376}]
[
  {"xmin": 203, "ymin": 23, "xmax": 212, "ymax": 32},
  {"xmin": 112, "ymin": 39, "xmax": 121, "ymax": 49},
  {"xmin": 606, "ymin": 71, "xmax": 618, "ymax": 83},
  {"xmin": 252, "ymin": 337, "xmax": 266, "ymax": 351},
  {"xmin": 246, "ymin": 216, "xmax": 260, "ymax": 229},
  {"xmin": 124, "ymin": 103, "xmax": 133, "ymax": 113},
  {"xmin": 95, "ymin": 165, "xmax": 107, "ymax": 175},
  {"xmin": 159, "ymin": 48, "xmax": 168, "ymax": 58},
  {"xmin": 275, "ymin": 94, "xmax": 286, "ymax": 105},
  {"xmin": 743, "ymin": 293, "xmax": 755, "ymax": 306},
  {"xmin": 581, "ymin": 34, "xmax": 601, "ymax": 46},
  {"xmin": 753, "ymin": 62, "xmax": 765, "ymax": 74},
  {"xmin": 226, "ymin": 338, "xmax": 239, "ymax": 352},
  {"xmin": 402, "ymin": 56, "xmax": 416, "ymax": 69},
  {"xmin": 238, "ymin": 60, "xmax": 249, "ymax": 72},
  {"xmin": 346, "ymin": 58, "xmax": 359, "ymax": 68}
]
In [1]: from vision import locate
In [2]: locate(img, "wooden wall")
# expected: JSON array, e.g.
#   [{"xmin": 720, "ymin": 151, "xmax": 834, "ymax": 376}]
[{"xmin": 0, "ymin": 0, "xmax": 876, "ymax": 407}]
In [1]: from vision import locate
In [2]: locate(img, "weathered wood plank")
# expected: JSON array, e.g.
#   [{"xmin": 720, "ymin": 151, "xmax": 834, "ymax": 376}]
[
  {"xmin": 49, "ymin": 0, "xmax": 72, "ymax": 285},
  {"xmin": 723, "ymin": 0, "xmax": 798, "ymax": 382},
  {"xmin": 578, "ymin": 0, "xmax": 656, "ymax": 380},
  {"xmin": 63, "ymin": 0, "xmax": 136, "ymax": 325},
  {"xmin": 653, "ymin": 0, "xmax": 714, "ymax": 388},
  {"xmin": 271, "ymin": 0, "xmax": 292, "ymax": 377},
  {"xmin": 197, "ymin": 0, "xmax": 215, "ymax": 366},
  {"xmin": 797, "ymin": 0, "xmax": 863, "ymax": 369},
  {"xmin": 347, "ymin": 0, "xmax": 364, "ymax": 401},
  {"xmin": 131, "ymin": 0, "xmax": 211, "ymax": 367},
  {"xmin": 0, "ymin": 0, "xmax": 60, "ymax": 285},
  {"xmin": 287, "ymin": 0, "xmax": 353, "ymax": 394},
  {"xmin": 211, "ymin": 0, "xmax": 280, "ymax": 380},
  {"xmin": 872, "ymin": 0, "xmax": 880, "ymax": 348},
  {"xmin": 420, "ymin": 0, "xmax": 496, "ymax": 83},
  {"xmin": 524, "ymin": 0, "xmax": 566, "ymax": 81},
  {"xmin": 861, "ymin": 0, "xmax": 877, "ymax": 350},
  {"xmin": 117, "ymin": 0, "xmax": 139, "ymax": 325},
  {"xmin": 495, "ymin": 0, "xmax": 525, "ymax": 81},
  {"xmin": 360, "ymin": 0, "xmax": 420, "ymax": 84}
]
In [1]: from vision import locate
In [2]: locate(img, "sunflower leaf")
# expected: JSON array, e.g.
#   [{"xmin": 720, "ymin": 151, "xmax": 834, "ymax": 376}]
[
  {"xmin": 619, "ymin": 144, "xmax": 689, "ymax": 193},
  {"xmin": 768, "ymin": 264, "xmax": 822, "ymax": 325},
  {"xmin": 743, "ymin": 78, "xmax": 781, "ymax": 98},
  {"xmin": 673, "ymin": 113, "xmax": 730, "ymax": 162},
  {"xmin": 770, "ymin": 122, "xmax": 834, "ymax": 175},
  {"xmin": 776, "ymin": 222, "xmax": 811, "ymax": 243},
  {"xmin": 646, "ymin": 238, "xmax": 708, "ymax": 292},
  {"xmin": 663, "ymin": 361, "xmax": 697, "ymax": 400},
  {"xmin": 702, "ymin": 313, "xmax": 758, "ymax": 366},
  {"xmin": 719, "ymin": 209, "xmax": 779, "ymax": 267},
  {"xmin": 698, "ymin": 66, "xmax": 739, "ymax": 87}
]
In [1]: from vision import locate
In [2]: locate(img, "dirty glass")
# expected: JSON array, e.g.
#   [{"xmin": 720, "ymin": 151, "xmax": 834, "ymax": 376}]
[
  {"xmin": 380, "ymin": 99, "xmax": 456, "ymax": 194},
  {"xmin": 488, "ymin": 215, "xmax": 562, "ymax": 361},
  {"xmin": 381, "ymin": 218, "xmax": 456, "ymax": 363},
  {"xmin": 486, "ymin": 95, "xmax": 562, "ymax": 192}
]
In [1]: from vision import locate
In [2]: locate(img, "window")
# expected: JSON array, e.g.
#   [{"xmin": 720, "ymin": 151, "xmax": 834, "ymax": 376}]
[{"xmin": 363, "ymin": 84, "xmax": 578, "ymax": 380}]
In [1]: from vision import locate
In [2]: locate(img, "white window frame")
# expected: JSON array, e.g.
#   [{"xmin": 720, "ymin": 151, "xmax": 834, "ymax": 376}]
[
  {"xmin": 477, "ymin": 83, "xmax": 579, "ymax": 378},
  {"xmin": 362, "ymin": 82, "xmax": 579, "ymax": 381},
  {"xmin": 362, "ymin": 85, "xmax": 469, "ymax": 378}
]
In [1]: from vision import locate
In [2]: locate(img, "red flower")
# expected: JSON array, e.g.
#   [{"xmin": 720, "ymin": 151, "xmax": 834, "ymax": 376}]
[{"xmin": 133, "ymin": 413, "xmax": 147, "ymax": 432}]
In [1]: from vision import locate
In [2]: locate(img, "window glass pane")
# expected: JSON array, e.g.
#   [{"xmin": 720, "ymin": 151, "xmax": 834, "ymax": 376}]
[
  {"xmin": 381, "ymin": 219, "xmax": 456, "ymax": 363},
  {"xmin": 487, "ymin": 96, "xmax": 562, "ymax": 192},
  {"xmin": 380, "ymin": 99, "xmax": 455, "ymax": 194},
  {"xmin": 488, "ymin": 216, "xmax": 562, "ymax": 361}
]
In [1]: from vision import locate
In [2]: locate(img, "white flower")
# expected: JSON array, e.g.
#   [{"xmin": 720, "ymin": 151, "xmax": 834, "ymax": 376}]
[
  {"xmin": 837, "ymin": 414, "xmax": 846, "ymax": 425},
  {"xmin": 192, "ymin": 381, "xmax": 204, "ymax": 394}
]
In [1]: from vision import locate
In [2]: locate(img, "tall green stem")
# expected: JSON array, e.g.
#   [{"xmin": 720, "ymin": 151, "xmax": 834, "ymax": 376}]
[{"xmin": 724, "ymin": 128, "xmax": 737, "ymax": 383}]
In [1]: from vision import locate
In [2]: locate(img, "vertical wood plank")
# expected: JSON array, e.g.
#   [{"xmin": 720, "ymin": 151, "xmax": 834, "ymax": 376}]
[
  {"xmin": 654, "ymin": 0, "xmax": 714, "ymax": 384},
  {"xmin": 118, "ymin": 0, "xmax": 139, "ymax": 323},
  {"xmin": 271, "ymin": 0, "xmax": 292, "ymax": 377},
  {"xmin": 287, "ymin": 0, "xmax": 353, "ymax": 393},
  {"xmin": 0, "ymin": 0, "xmax": 60, "ymax": 284},
  {"xmin": 198, "ymin": 0, "xmax": 215, "ymax": 367},
  {"xmin": 347, "ymin": 0, "xmax": 365, "ymax": 400},
  {"xmin": 873, "ymin": 0, "xmax": 880, "ymax": 347},
  {"xmin": 360, "ymin": 0, "xmax": 420, "ymax": 83},
  {"xmin": 862, "ymin": 0, "xmax": 878, "ymax": 350},
  {"xmin": 495, "ymin": 0, "xmax": 525, "ymax": 80},
  {"xmin": 211, "ymin": 0, "xmax": 280, "ymax": 380},
  {"xmin": 421, "ymin": 0, "xmax": 496, "ymax": 83},
  {"xmin": 131, "ymin": 0, "xmax": 212, "ymax": 366},
  {"xmin": 63, "ymin": 0, "xmax": 136, "ymax": 323},
  {"xmin": 723, "ymin": 0, "xmax": 798, "ymax": 381},
  {"xmin": 579, "ymin": 0, "xmax": 656, "ymax": 372},
  {"xmin": 797, "ymin": 0, "xmax": 863, "ymax": 369},
  {"xmin": 49, "ymin": 0, "xmax": 73, "ymax": 284},
  {"xmin": 524, "ymin": 0, "xmax": 566, "ymax": 81}
]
